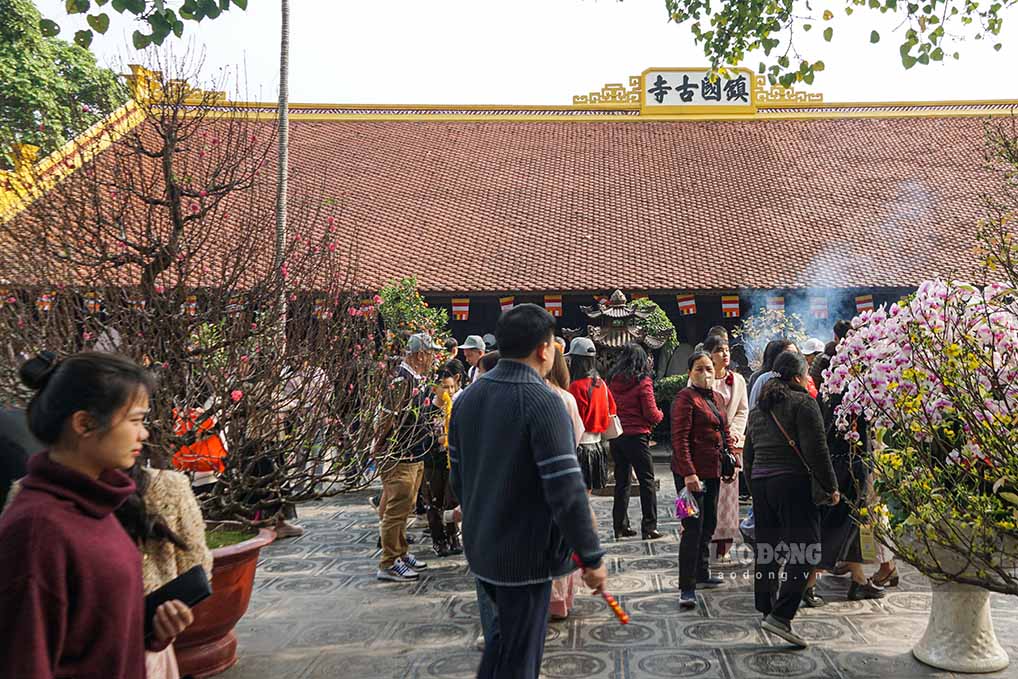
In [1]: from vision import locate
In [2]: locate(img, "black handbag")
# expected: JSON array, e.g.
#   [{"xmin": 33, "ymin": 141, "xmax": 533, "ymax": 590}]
[
  {"xmin": 769, "ymin": 412, "xmax": 835, "ymax": 506},
  {"xmin": 699, "ymin": 392, "xmax": 738, "ymax": 482}
]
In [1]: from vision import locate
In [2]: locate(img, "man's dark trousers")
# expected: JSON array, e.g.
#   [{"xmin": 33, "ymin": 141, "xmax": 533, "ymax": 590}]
[{"xmin": 477, "ymin": 579, "xmax": 552, "ymax": 679}]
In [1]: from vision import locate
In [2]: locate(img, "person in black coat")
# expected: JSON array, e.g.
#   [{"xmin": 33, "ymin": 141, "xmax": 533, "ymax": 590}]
[{"xmin": 0, "ymin": 408, "xmax": 41, "ymax": 507}]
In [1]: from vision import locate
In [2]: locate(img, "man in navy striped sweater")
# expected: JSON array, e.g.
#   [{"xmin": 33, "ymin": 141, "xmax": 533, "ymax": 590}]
[{"xmin": 450, "ymin": 304, "xmax": 607, "ymax": 679}]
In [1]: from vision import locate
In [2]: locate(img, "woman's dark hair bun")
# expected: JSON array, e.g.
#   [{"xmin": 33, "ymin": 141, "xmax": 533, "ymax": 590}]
[{"xmin": 19, "ymin": 351, "xmax": 60, "ymax": 391}]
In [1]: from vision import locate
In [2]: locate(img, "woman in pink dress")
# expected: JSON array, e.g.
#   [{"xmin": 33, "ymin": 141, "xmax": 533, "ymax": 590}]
[
  {"xmin": 546, "ymin": 346, "xmax": 585, "ymax": 620},
  {"xmin": 704, "ymin": 335, "xmax": 748, "ymax": 562}
]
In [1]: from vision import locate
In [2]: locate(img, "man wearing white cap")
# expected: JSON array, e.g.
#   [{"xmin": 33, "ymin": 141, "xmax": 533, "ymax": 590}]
[
  {"xmin": 460, "ymin": 335, "xmax": 486, "ymax": 385},
  {"xmin": 375, "ymin": 332, "xmax": 443, "ymax": 582}
]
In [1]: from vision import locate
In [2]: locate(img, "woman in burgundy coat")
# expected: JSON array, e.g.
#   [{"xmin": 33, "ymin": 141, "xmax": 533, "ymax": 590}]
[
  {"xmin": 608, "ymin": 343, "xmax": 663, "ymax": 540},
  {"xmin": 671, "ymin": 351, "xmax": 735, "ymax": 609}
]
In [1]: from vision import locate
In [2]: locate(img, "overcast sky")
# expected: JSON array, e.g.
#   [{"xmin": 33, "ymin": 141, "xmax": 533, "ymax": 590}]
[{"xmin": 37, "ymin": 0, "xmax": 1018, "ymax": 106}]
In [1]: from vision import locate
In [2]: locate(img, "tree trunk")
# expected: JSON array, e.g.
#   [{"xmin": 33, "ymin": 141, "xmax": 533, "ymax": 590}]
[{"xmin": 274, "ymin": 0, "xmax": 290, "ymax": 348}]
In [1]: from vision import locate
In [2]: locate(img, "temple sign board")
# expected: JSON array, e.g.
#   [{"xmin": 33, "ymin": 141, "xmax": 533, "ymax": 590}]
[{"xmin": 641, "ymin": 67, "xmax": 757, "ymax": 116}]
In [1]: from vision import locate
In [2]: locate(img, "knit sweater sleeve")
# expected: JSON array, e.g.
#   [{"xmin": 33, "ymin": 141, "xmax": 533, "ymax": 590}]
[
  {"xmin": 639, "ymin": 377, "xmax": 663, "ymax": 426},
  {"xmin": 729, "ymin": 374, "xmax": 749, "ymax": 448},
  {"xmin": 670, "ymin": 391, "xmax": 696, "ymax": 478},
  {"xmin": 796, "ymin": 397, "xmax": 838, "ymax": 495},
  {"xmin": 166, "ymin": 472, "xmax": 214, "ymax": 582},
  {"xmin": 0, "ymin": 575, "xmax": 65, "ymax": 678},
  {"xmin": 529, "ymin": 391, "xmax": 604, "ymax": 568}
]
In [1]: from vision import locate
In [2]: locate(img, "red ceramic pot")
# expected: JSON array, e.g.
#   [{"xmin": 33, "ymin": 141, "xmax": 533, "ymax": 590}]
[{"xmin": 175, "ymin": 528, "xmax": 276, "ymax": 678}]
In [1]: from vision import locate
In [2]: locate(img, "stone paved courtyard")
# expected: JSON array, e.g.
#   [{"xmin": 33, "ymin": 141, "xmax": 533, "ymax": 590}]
[{"xmin": 221, "ymin": 465, "xmax": 1018, "ymax": 679}]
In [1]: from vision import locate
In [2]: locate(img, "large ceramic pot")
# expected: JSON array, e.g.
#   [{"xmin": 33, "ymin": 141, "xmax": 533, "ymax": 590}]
[
  {"xmin": 901, "ymin": 529, "xmax": 1012, "ymax": 673},
  {"xmin": 175, "ymin": 527, "xmax": 276, "ymax": 678}
]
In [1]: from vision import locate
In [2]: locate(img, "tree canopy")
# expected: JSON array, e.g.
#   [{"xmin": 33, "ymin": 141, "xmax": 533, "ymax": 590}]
[
  {"xmin": 39, "ymin": 0, "xmax": 248, "ymax": 50},
  {"xmin": 662, "ymin": 0, "xmax": 1014, "ymax": 87},
  {"xmin": 0, "ymin": 0, "xmax": 127, "ymax": 164}
]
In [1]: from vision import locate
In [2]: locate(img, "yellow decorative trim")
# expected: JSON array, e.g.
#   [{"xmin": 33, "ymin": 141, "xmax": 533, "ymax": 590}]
[
  {"xmin": 753, "ymin": 76, "xmax": 824, "ymax": 107},
  {"xmin": 0, "ymin": 100, "xmax": 146, "ymax": 224},
  {"xmin": 572, "ymin": 76, "xmax": 641, "ymax": 106}
]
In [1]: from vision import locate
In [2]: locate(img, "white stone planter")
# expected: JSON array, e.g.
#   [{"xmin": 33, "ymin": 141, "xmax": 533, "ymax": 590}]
[
  {"xmin": 898, "ymin": 526, "xmax": 1014, "ymax": 673},
  {"xmin": 912, "ymin": 579, "xmax": 1009, "ymax": 673}
]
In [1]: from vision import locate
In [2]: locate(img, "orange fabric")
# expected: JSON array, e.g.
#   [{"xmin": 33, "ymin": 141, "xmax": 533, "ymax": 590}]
[{"xmin": 171, "ymin": 409, "xmax": 227, "ymax": 474}]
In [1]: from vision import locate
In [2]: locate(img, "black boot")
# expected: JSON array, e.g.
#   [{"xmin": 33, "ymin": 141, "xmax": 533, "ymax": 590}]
[
  {"xmin": 432, "ymin": 540, "xmax": 453, "ymax": 557},
  {"xmin": 447, "ymin": 526, "xmax": 463, "ymax": 555}
]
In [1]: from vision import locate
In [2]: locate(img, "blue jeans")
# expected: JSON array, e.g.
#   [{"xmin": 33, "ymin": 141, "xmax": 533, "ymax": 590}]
[{"xmin": 476, "ymin": 577, "xmax": 498, "ymax": 643}]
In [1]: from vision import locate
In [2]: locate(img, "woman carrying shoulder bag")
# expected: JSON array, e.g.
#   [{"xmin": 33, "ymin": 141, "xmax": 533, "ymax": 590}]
[
  {"xmin": 671, "ymin": 351, "xmax": 736, "ymax": 610},
  {"xmin": 743, "ymin": 351, "xmax": 840, "ymax": 649},
  {"xmin": 567, "ymin": 338, "xmax": 616, "ymax": 493}
]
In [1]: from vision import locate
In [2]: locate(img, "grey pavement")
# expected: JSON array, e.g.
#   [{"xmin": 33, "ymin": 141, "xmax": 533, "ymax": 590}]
[{"xmin": 220, "ymin": 465, "xmax": 1018, "ymax": 678}]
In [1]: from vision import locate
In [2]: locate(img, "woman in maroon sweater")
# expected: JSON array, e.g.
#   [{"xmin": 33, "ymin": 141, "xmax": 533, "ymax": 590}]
[
  {"xmin": 0, "ymin": 352, "xmax": 194, "ymax": 678},
  {"xmin": 608, "ymin": 343, "xmax": 663, "ymax": 540},
  {"xmin": 671, "ymin": 351, "xmax": 735, "ymax": 609}
]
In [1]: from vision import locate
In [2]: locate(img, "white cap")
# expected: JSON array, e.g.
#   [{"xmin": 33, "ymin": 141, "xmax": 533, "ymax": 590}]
[
  {"xmin": 566, "ymin": 337, "xmax": 597, "ymax": 357},
  {"xmin": 460, "ymin": 335, "xmax": 485, "ymax": 351},
  {"xmin": 802, "ymin": 338, "xmax": 826, "ymax": 356}
]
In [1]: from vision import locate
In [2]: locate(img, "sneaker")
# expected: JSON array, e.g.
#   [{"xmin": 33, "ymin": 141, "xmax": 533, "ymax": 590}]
[
  {"xmin": 761, "ymin": 614, "xmax": 808, "ymax": 649},
  {"xmin": 474, "ymin": 633, "xmax": 485, "ymax": 651},
  {"xmin": 274, "ymin": 520, "xmax": 304, "ymax": 539},
  {"xmin": 696, "ymin": 574, "xmax": 725, "ymax": 589},
  {"xmin": 376, "ymin": 558, "xmax": 419, "ymax": 582},
  {"xmin": 368, "ymin": 494, "xmax": 380, "ymax": 510},
  {"xmin": 801, "ymin": 587, "xmax": 826, "ymax": 608},
  {"xmin": 679, "ymin": 590, "xmax": 697, "ymax": 609},
  {"xmin": 432, "ymin": 542, "xmax": 453, "ymax": 557},
  {"xmin": 847, "ymin": 579, "xmax": 885, "ymax": 600},
  {"xmin": 403, "ymin": 553, "xmax": 428, "ymax": 570}
]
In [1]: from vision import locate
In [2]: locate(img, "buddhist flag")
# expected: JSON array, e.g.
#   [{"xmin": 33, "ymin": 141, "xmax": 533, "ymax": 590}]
[
  {"xmin": 313, "ymin": 297, "xmax": 333, "ymax": 320},
  {"xmin": 677, "ymin": 294, "xmax": 697, "ymax": 316},
  {"xmin": 181, "ymin": 294, "xmax": 198, "ymax": 317},
  {"xmin": 36, "ymin": 291, "xmax": 55, "ymax": 313},
  {"xmin": 766, "ymin": 296, "xmax": 785, "ymax": 313},
  {"xmin": 84, "ymin": 291, "xmax": 102, "ymax": 315},
  {"xmin": 856, "ymin": 294, "xmax": 875, "ymax": 313},
  {"xmin": 544, "ymin": 294, "xmax": 563, "ymax": 317},
  {"xmin": 593, "ymin": 294, "xmax": 608, "ymax": 305},
  {"xmin": 129, "ymin": 297, "xmax": 147, "ymax": 312},
  {"xmin": 0, "ymin": 288, "xmax": 9, "ymax": 308},
  {"xmin": 721, "ymin": 295, "xmax": 740, "ymax": 318},
  {"xmin": 810, "ymin": 295, "xmax": 828, "ymax": 319},
  {"xmin": 500, "ymin": 296, "xmax": 515, "ymax": 313},
  {"xmin": 632, "ymin": 293, "xmax": 648, "ymax": 300},
  {"xmin": 452, "ymin": 297, "xmax": 470, "ymax": 321}
]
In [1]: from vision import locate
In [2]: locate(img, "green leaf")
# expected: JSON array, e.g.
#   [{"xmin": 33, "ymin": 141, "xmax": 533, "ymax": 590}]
[
  {"xmin": 66, "ymin": 0, "xmax": 90, "ymax": 14},
  {"xmin": 931, "ymin": 47, "xmax": 944, "ymax": 60},
  {"xmin": 111, "ymin": 0, "xmax": 126, "ymax": 12},
  {"xmin": 172, "ymin": 19, "xmax": 184, "ymax": 37},
  {"xmin": 124, "ymin": 0, "xmax": 145, "ymax": 13},
  {"xmin": 917, "ymin": 52, "xmax": 930, "ymax": 65},
  {"xmin": 132, "ymin": 29, "xmax": 151, "ymax": 49},
  {"xmin": 870, "ymin": 30, "xmax": 881, "ymax": 43},
  {"xmin": 87, "ymin": 12, "xmax": 110, "ymax": 34},
  {"xmin": 39, "ymin": 18, "xmax": 61, "ymax": 36},
  {"xmin": 814, "ymin": 60, "xmax": 825, "ymax": 72},
  {"xmin": 73, "ymin": 29, "xmax": 93, "ymax": 48},
  {"xmin": 778, "ymin": 55, "xmax": 790, "ymax": 68},
  {"xmin": 952, "ymin": 51, "xmax": 960, "ymax": 59},
  {"xmin": 845, "ymin": 6, "xmax": 853, "ymax": 14},
  {"xmin": 994, "ymin": 43, "xmax": 1003, "ymax": 51},
  {"xmin": 823, "ymin": 26, "xmax": 833, "ymax": 42},
  {"xmin": 902, "ymin": 54, "xmax": 918, "ymax": 69},
  {"xmin": 803, "ymin": 23, "xmax": 812, "ymax": 31},
  {"xmin": 232, "ymin": 0, "xmax": 248, "ymax": 8}
]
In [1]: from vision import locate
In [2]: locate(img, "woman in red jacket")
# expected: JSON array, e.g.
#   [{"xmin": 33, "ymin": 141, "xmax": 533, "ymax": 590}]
[
  {"xmin": 608, "ymin": 343, "xmax": 663, "ymax": 540},
  {"xmin": 0, "ymin": 352, "xmax": 194, "ymax": 678},
  {"xmin": 566, "ymin": 337, "xmax": 616, "ymax": 493},
  {"xmin": 671, "ymin": 351, "xmax": 735, "ymax": 609}
]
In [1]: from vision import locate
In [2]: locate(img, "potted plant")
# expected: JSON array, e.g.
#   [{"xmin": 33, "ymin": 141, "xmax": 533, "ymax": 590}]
[{"xmin": 825, "ymin": 275, "xmax": 1018, "ymax": 672}]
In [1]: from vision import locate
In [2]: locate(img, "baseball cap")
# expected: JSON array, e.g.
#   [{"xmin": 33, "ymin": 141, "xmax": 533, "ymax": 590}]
[
  {"xmin": 482, "ymin": 333, "xmax": 497, "ymax": 351},
  {"xmin": 802, "ymin": 338, "xmax": 826, "ymax": 356},
  {"xmin": 407, "ymin": 333, "xmax": 443, "ymax": 353},
  {"xmin": 460, "ymin": 335, "xmax": 485, "ymax": 351},
  {"xmin": 566, "ymin": 337, "xmax": 597, "ymax": 357}
]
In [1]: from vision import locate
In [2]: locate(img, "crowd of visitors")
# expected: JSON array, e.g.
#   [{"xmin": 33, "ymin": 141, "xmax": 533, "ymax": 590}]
[
  {"xmin": 386, "ymin": 313, "xmax": 897, "ymax": 674},
  {"xmin": 0, "ymin": 304, "xmax": 895, "ymax": 679}
]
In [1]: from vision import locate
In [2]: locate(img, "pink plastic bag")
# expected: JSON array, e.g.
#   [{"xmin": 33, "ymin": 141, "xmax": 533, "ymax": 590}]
[{"xmin": 675, "ymin": 488, "xmax": 700, "ymax": 520}]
